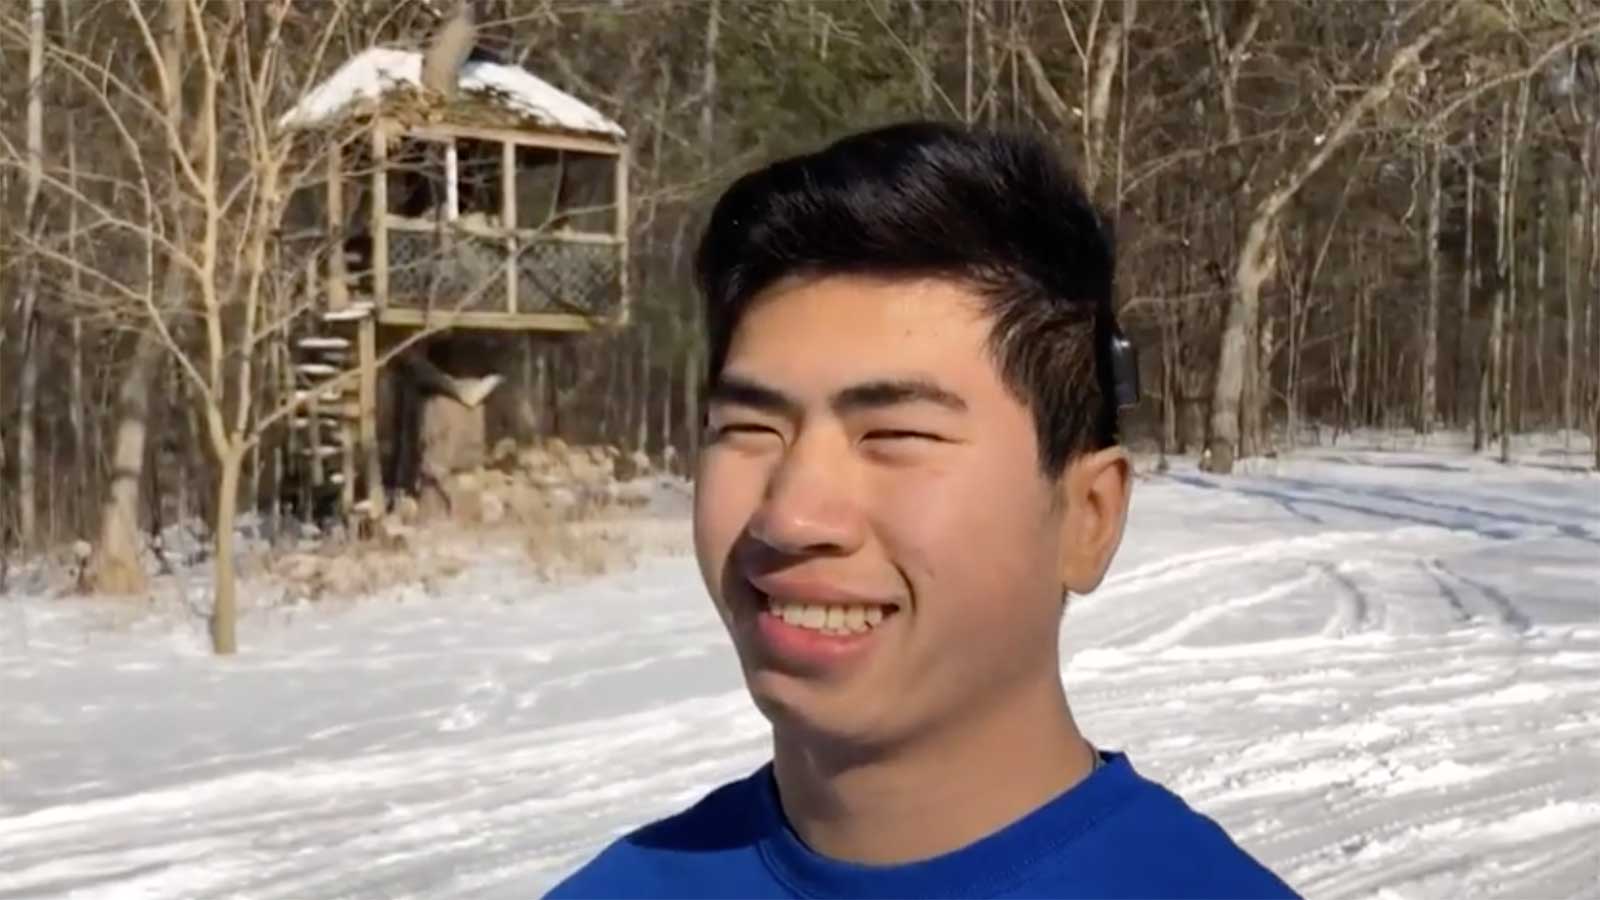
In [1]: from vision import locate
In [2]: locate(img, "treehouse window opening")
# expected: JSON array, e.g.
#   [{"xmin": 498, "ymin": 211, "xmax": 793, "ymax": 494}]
[
  {"xmin": 385, "ymin": 135, "xmax": 452, "ymax": 222},
  {"xmin": 454, "ymin": 137, "xmax": 506, "ymax": 228},
  {"xmin": 512, "ymin": 146, "xmax": 616, "ymax": 234},
  {"xmin": 382, "ymin": 134, "xmax": 521, "ymax": 230}
]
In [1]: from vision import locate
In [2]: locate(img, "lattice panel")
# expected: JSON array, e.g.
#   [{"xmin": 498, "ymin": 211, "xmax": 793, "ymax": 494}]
[
  {"xmin": 385, "ymin": 230, "xmax": 621, "ymax": 317},
  {"xmin": 388, "ymin": 230, "xmax": 507, "ymax": 312},
  {"xmin": 515, "ymin": 240, "xmax": 621, "ymax": 315}
]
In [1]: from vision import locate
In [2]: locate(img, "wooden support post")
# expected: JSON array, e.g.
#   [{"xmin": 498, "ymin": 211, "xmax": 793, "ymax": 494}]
[
  {"xmin": 307, "ymin": 395, "xmax": 325, "ymax": 489},
  {"xmin": 358, "ymin": 316, "xmax": 384, "ymax": 524},
  {"xmin": 504, "ymin": 140, "xmax": 517, "ymax": 314},
  {"xmin": 339, "ymin": 419, "xmax": 356, "ymax": 523},
  {"xmin": 614, "ymin": 144, "xmax": 630, "ymax": 326},
  {"xmin": 445, "ymin": 138, "xmax": 460, "ymax": 221},
  {"xmin": 326, "ymin": 142, "xmax": 349, "ymax": 309},
  {"xmin": 371, "ymin": 122, "xmax": 389, "ymax": 308},
  {"xmin": 298, "ymin": 254, "xmax": 319, "ymax": 496}
]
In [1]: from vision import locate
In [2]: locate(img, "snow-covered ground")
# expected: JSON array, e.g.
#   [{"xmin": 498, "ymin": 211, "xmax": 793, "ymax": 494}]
[{"xmin": 2, "ymin": 433, "xmax": 1597, "ymax": 899}]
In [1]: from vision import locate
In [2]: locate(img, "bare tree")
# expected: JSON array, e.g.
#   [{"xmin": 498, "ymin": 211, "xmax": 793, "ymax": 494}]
[
  {"xmin": 1019, "ymin": 0, "xmax": 1135, "ymax": 207},
  {"xmin": 1421, "ymin": 134, "xmax": 1443, "ymax": 432},
  {"xmin": 83, "ymin": 0, "xmax": 190, "ymax": 595},
  {"xmin": 1203, "ymin": 3, "xmax": 1460, "ymax": 473}
]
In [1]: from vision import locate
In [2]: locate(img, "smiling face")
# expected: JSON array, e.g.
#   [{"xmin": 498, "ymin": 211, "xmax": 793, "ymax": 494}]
[{"xmin": 694, "ymin": 274, "xmax": 1122, "ymax": 752}]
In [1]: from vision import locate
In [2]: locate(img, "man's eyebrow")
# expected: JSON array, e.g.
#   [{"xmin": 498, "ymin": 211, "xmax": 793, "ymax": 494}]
[
  {"xmin": 707, "ymin": 374, "xmax": 802, "ymax": 417},
  {"xmin": 833, "ymin": 378, "xmax": 968, "ymax": 415}
]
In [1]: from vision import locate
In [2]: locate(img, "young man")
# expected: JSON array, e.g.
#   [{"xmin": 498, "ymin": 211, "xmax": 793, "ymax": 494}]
[{"xmin": 547, "ymin": 122, "xmax": 1297, "ymax": 899}]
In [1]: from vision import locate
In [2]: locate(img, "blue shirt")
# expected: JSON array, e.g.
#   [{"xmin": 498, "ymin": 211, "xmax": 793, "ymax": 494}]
[{"xmin": 546, "ymin": 752, "xmax": 1299, "ymax": 898}]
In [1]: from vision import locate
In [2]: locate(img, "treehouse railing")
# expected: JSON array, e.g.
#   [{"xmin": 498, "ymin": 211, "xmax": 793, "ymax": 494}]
[{"xmin": 344, "ymin": 217, "xmax": 623, "ymax": 319}]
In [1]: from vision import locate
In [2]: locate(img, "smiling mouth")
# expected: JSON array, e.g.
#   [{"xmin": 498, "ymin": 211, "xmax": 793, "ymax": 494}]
[{"xmin": 760, "ymin": 595, "xmax": 901, "ymax": 636}]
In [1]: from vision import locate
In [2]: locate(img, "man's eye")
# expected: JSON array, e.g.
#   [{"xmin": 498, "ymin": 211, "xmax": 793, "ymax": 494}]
[
  {"xmin": 714, "ymin": 423, "xmax": 781, "ymax": 440},
  {"xmin": 864, "ymin": 430, "xmax": 943, "ymax": 442}
]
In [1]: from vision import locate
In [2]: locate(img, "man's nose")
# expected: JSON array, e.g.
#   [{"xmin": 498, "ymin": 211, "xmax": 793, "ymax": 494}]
[{"xmin": 746, "ymin": 432, "xmax": 864, "ymax": 557}]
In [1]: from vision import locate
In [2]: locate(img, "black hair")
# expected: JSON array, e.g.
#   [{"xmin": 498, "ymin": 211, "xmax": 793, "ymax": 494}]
[{"xmin": 694, "ymin": 121, "xmax": 1123, "ymax": 476}]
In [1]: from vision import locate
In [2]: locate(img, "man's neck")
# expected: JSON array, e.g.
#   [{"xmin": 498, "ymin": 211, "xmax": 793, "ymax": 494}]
[{"xmin": 771, "ymin": 676, "xmax": 1097, "ymax": 866}]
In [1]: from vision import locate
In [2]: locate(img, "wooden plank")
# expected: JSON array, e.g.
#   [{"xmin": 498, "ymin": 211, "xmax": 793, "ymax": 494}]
[
  {"xmin": 404, "ymin": 122, "xmax": 622, "ymax": 157},
  {"xmin": 370, "ymin": 121, "xmax": 389, "ymax": 309},
  {"xmin": 384, "ymin": 212, "xmax": 618, "ymax": 244},
  {"xmin": 358, "ymin": 316, "xmax": 384, "ymax": 521},
  {"xmin": 378, "ymin": 308, "xmax": 600, "ymax": 333},
  {"xmin": 503, "ymin": 140, "xmax": 517, "ymax": 314},
  {"xmin": 325, "ymin": 143, "xmax": 349, "ymax": 309}
]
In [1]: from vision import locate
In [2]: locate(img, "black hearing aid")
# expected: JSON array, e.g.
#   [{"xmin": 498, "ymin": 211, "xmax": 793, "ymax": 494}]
[{"xmin": 1107, "ymin": 331, "xmax": 1139, "ymax": 410}]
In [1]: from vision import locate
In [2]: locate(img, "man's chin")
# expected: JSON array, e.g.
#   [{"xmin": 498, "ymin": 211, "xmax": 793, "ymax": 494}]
[{"xmin": 744, "ymin": 668, "xmax": 902, "ymax": 754}]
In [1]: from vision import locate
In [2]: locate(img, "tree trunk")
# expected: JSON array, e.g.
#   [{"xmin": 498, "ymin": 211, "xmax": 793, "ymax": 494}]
[
  {"xmin": 637, "ymin": 327, "xmax": 651, "ymax": 454},
  {"xmin": 964, "ymin": 0, "xmax": 975, "ymax": 122},
  {"xmin": 1421, "ymin": 137, "xmax": 1442, "ymax": 433},
  {"xmin": 67, "ymin": 115, "xmax": 88, "ymax": 535},
  {"xmin": 1238, "ymin": 322, "xmax": 1260, "ymax": 460},
  {"xmin": 534, "ymin": 345, "xmax": 549, "ymax": 435},
  {"xmin": 684, "ymin": 348, "xmax": 700, "ymax": 465},
  {"xmin": 1501, "ymin": 236, "xmax": 1518, "ymax": 462},
  {"xmin": 92, "ymin": 0, "xmax": 187, "ymax": 592},
  {"xmin": 1348, "ymin": 243, "xmax": 1365, "ymax": 434},
  {"xmin": 90, "ymin": 336, "xmax": 165, "ymax": 594},
  {"xmin": 1459, "ymin": 119, "xmax": 1477, "ymax": 427},
  {"xmin": 1161, "ymin": 313, "xmax": 1178, "ymax": 455},
  {"xmin": 1478, "ymin": 277, "xmax": 1501, "ymax": 450},
  {"xmin": 1565, "ymin": 134, "xmax": 1587, "ymax": 442},
  {"xmin": 910, "ymin": 0, "xmax": 934, "ymax": 114},
  {"xmin": 1591, "ymin": 176, "xmax": 1600, "ymax": 470},
  {"xmin": 210, "ymin": 447, "xmax": 242, "ymax": 655},
  {"xmin": 16, "ymin": 0, "xmax": 46, "ymax": 547},
  {"xmin": 661, "ymin": 357, "xmax": 674, "ymax": 469},
  {"xmin": 687, "ymin": 0, "xmax": 717, "ymax": 464},
  {"xmin": 1286, "ymin": 263, "xmax": 1301, "ymax": 448},
  {"xmin": 1205, "ymin": 230, "xmax": 1270, "ymax": 474},
  {"xmin": 1375, "ymin": 309, "xmax": 1387, "ymax": 429},
  {"xmin": 1534, "ymin": 163, "xmax": 1548, "ymax": 428},
  {"xmin": 701, "ymin": 0, "xmax": 719, "ymax": 149},
  {"xmin": 1480, "ymin": 93, "xmax": 1515, "ymax": 453},
  {"xmin": 1497, "ymin": 84, "xmax": 1529, "ymax": 463},
  {"xmin": 1250, "ymin": 301, "xmax": 1273, "ymax": 453},
  {"xmin": 981, "ymin": 1, "xmax": 998, "ymax": 128}
]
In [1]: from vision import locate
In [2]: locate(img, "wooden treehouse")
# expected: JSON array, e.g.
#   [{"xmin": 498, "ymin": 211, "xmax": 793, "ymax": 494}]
[{"xmin": 275, "ymin": 46, "xmax": 629, "ymax": 523}]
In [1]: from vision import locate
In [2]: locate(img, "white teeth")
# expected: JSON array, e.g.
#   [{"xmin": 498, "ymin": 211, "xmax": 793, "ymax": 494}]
[{"xmin": 766, "ymin": 600, "xmax": 892, "ymax": 634}]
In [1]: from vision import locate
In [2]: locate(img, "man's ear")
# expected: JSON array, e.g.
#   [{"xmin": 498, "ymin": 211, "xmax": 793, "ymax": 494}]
[{"xmin": 1057, "ymin": 447, "xmax": 1132, "ymax": 594}]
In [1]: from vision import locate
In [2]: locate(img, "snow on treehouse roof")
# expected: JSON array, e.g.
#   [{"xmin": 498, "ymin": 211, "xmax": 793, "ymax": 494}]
[{"xmin": 277, "ymin": 46, "xmax": 625, "ymax": 140}]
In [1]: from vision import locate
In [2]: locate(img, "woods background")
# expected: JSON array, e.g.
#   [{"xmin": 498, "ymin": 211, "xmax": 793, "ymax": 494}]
[{"xmin": 2, "ymin": 0, "xmax": 1598, "ymax": 569}]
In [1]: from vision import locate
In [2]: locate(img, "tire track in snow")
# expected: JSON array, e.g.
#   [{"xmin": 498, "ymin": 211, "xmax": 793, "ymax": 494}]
[
  {"xmin": 1474, "ymin": 827, "xmax": 1600, "ymax": 900},
  {"xmin": 0, "ymin": 689, "xmax": 771, "ymax": 900},
  {"xmin": 1315, "ymin": 561, "xmax": 1377, "ymax": 637},
  {"xmin": 1271, "ymin": 762, "xmax": 1579, "ymax": 874},
  {"xmin": 1421, "ymin": 556, "xmax": 1532, "ymax": 632},
  {"xmin": 1080, "ymin": 525, "xmax": 1463, "ymax": 652},
  {"xmin": 1091, "ymin": 529, "xmax": 1425, "ymax": 601},
  {"xmin": 1417, "ymin": 557, "xmax": 1475, "ymax": 625},
  {"xmin": 1125, "ymin": 569, "xmax": 1326, "ymax": 654}
]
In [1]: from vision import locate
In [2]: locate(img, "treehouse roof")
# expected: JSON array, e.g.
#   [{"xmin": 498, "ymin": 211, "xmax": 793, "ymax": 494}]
[{"xmin": 276, "ymin": 46, "xmax": 625, "ymax": 142}]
